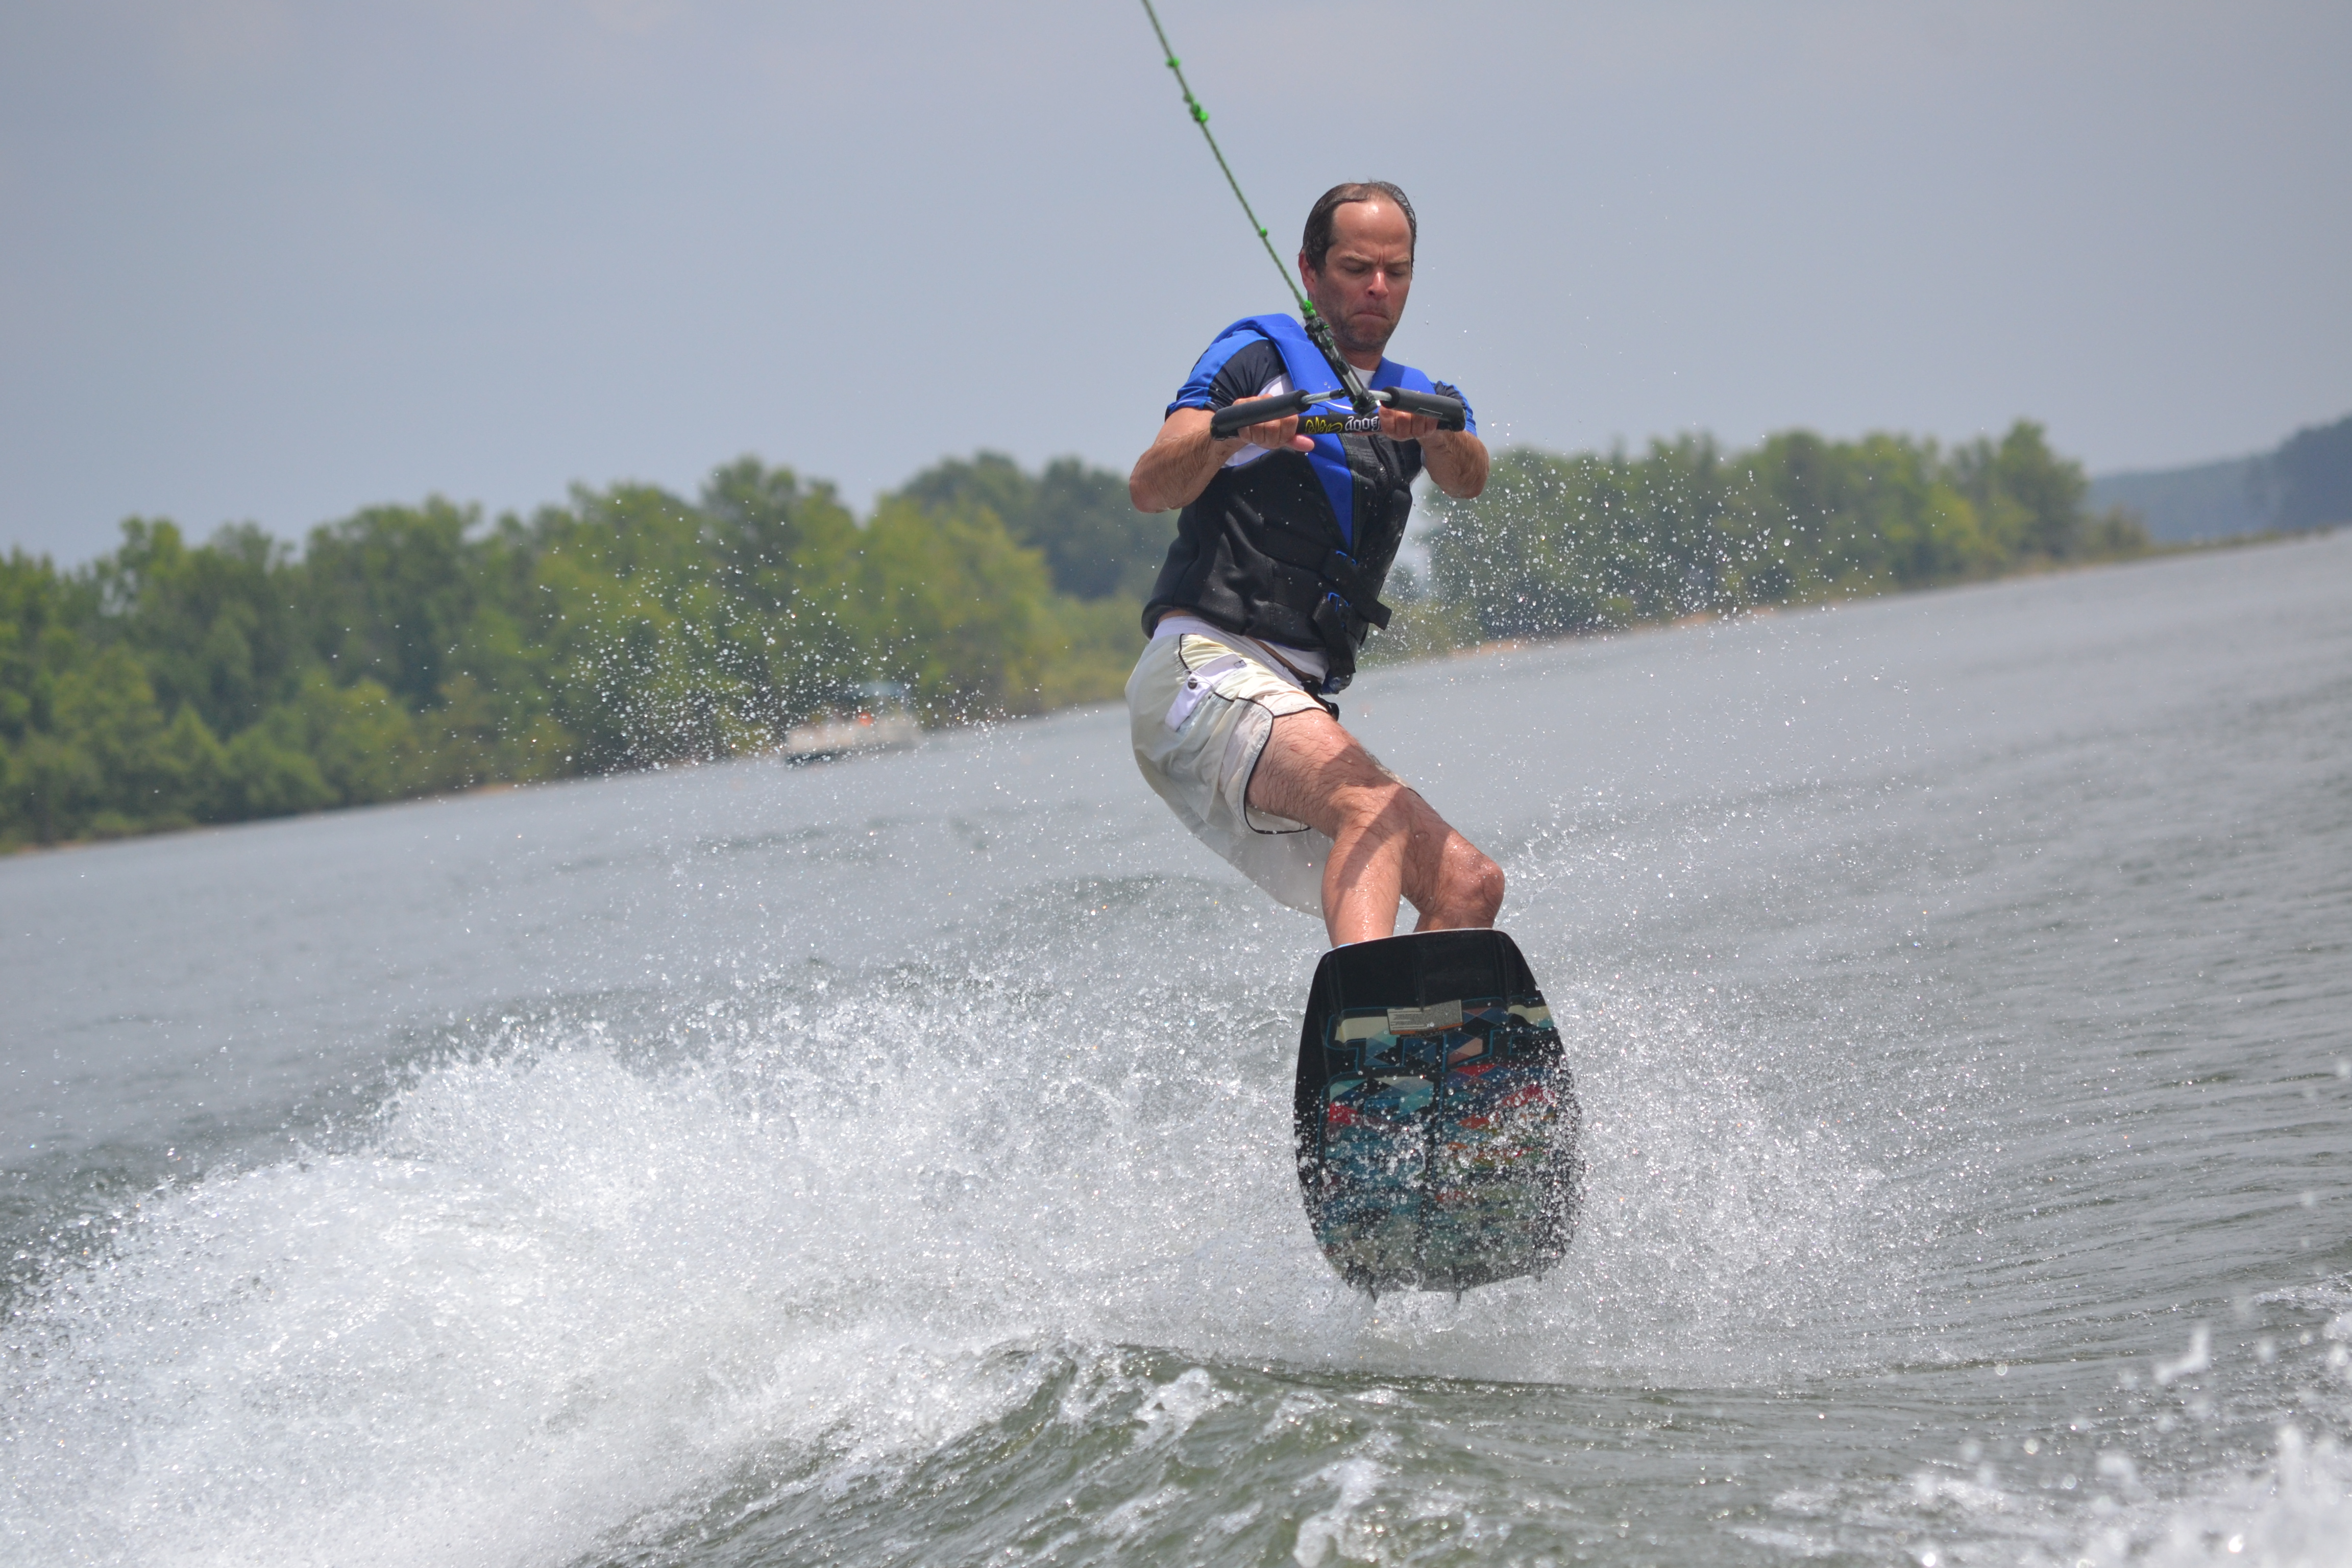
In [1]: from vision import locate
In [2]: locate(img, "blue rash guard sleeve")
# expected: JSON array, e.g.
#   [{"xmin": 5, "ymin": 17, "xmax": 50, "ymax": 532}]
[
  {"xmin": 1168, "ymin": 332, "xmax": 1288, "ymax": 418},
  {"xmin": 1428, "ymin": 380, "xmax": 1477, "ymax": 436}
]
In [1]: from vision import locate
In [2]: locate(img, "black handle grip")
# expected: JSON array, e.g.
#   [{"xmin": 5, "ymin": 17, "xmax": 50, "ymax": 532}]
[
  {"xmin": 1209, "ymin": 386, "xmax": 1467, "ymax": 438},
  {"xmin": 1209, "ymin": 388, "xmax": 1320, "ymax": 438},
  {"xmin": 1379, "ymin": 387, "xmax": 1467, "ymax": 431}
]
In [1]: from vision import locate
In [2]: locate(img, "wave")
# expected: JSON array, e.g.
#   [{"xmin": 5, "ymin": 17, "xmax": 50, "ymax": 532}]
[{"xmin": 3, "ymin": 935, "xmax": 1914, "ymax": 1566}]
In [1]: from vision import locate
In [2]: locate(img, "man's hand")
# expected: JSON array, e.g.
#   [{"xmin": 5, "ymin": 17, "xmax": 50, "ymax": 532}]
[
  {"xmin": 1240, "ymin": 411, "xmax": 1317, "ymax": 455},
  {"xmin": 1377, "ymin": 407, "xmax": 1444, "ymax": 441},
  {"xmin": 1130, "ymin": 407, "xmax": 1312, "ymax": 514}
]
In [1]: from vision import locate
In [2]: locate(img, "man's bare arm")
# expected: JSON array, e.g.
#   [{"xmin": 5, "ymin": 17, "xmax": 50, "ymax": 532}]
[
  {"xmin": 1378, "ymin": 410, "xmax": 1488, "ymax": 499},
  {"xmin": 1420, "ymin": 429, "xmax": 1488, "ymax": 499},
  {"xmin": 1129, "ymin": 407, "xmax": 1312, "ymax": 514}
]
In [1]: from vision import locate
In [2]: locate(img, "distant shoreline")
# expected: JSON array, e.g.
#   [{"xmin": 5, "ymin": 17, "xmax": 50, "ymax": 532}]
[{"xmin": 12, "ymin": 525, "xmax": 2337, "ymax": 859}]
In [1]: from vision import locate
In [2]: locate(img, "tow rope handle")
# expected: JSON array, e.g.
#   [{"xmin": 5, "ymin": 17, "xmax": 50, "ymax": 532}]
[{"xmin": 1209, "ymin": 385, "xmax": 1468, "ymax": 440}]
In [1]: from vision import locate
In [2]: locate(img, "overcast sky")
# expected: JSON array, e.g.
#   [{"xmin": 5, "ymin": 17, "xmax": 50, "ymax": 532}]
[{"xmin": 3, "ymin": 1, "xmax": 2347, "ymax": 564}]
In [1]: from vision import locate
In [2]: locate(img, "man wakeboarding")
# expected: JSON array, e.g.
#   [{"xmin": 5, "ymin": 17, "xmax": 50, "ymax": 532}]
[{"xmin": 1126, "ymin": 181, "xmax": 1499, "ymax": 945}]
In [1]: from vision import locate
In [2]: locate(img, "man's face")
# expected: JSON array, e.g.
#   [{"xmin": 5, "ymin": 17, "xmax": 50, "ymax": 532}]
[{"xmin": 1301, "ymin": 199, "xmax": 1415, "ymax": 359}]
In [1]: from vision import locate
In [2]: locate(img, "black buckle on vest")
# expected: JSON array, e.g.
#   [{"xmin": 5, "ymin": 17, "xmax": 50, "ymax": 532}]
[
  {"xmin": 1318, "ymin": 551, "xmax": 1393, "ymax": 632},
  {"xmin": 1312, "ymin": 591, "xmax": 1369, "ymax": 658}
]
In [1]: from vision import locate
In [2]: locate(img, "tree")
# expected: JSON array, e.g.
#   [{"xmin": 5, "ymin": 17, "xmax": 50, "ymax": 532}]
[
  {"xmin": 301, "ymin": 499, "xmax": 480, "ymax": 708},
  {"xmin": 897, "ymin": 451, "xmax": 1171, "ymax": 600},
  {"xmin": 2252, "ymin": 412, "xmax": 2352, "ymax": 533},
  {"xmin": 1950, "ymin": 421, "xmax": 2090, "ymax": 561},
  {"xmin": 95, "ymin": 519, "xmax": 306, "ymax": 739},
  {"xmin": 1424, "ymin": 420, "xmax": 2145, "ymax": 651},
  {"xmin": 845, "ymin": 497, "xmax": 1069, "ymax": 718},
  {"xmin": 0, "ymin": 430, "xmax": 2144, "ymax": 850}
]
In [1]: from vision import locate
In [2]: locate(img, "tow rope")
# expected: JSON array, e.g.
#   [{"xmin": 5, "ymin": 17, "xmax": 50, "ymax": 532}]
[
  {"xmin": 1135, "ymin": 1, "xmax": 1468, "ymax": 438},
  {"xmin": 1135, "ymin": 0, "xmax": 1370, "ymax": 411}
]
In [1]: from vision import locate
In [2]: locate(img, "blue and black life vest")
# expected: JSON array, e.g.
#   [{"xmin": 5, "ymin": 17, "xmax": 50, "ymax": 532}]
[{"xmin": 1143, "ymin": 313, "xmax": 1456, "ymax": 693}]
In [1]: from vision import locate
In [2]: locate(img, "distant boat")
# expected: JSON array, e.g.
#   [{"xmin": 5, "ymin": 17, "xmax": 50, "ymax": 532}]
[{"xmin": 778, "ymin": 682, "xmax": 921, "ymax": 763}]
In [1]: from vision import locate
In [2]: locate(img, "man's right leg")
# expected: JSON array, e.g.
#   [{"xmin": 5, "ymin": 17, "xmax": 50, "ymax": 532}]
[{"xmin": 1247, "ymin": 708, "xmax": 1504, "ymax": 946}]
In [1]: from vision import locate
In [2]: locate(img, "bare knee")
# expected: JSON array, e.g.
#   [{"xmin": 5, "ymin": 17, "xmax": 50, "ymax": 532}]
[
  {"xmin": 1453, "ymin": 851, "xmax": 1506, "ymax": 924},
  {"xmin": 1412, "ymin": 836, "xmax": 1503, "ymax": 929}
]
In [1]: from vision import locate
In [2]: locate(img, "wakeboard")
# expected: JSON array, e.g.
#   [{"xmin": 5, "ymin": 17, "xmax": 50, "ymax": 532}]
[{"xmin": 1293, "ymin": 928, "xmax": 1581, "ymax": 1293}]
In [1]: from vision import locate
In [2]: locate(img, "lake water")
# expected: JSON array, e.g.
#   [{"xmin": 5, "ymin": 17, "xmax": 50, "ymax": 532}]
[{"xmin": 5, "ymin": 533, "xmax": 2349, "ymax": 1567}]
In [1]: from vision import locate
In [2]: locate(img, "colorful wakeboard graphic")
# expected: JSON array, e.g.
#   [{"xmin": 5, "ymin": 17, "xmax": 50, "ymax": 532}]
[{"xmin": 1294, "ymin": 929, "xmax": 1581, "ymax": 1293}]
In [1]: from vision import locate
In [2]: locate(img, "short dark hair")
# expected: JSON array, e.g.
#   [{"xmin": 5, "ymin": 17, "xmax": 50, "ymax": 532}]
[{"xmin": 1302, "ymin": 182, "xmax": 1417, "ymax": 272}]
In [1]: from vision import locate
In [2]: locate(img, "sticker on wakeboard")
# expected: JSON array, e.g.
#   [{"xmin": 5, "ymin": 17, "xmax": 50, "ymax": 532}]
[{"xmin": 1293, "ymin": 928, "xmax": 1581, "ymax": 1293}]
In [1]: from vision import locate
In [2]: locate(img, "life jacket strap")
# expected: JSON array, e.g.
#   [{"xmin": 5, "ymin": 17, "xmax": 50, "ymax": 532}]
[{"xmin": 1242, "ymin": 526, "xmax": 1394, "ymax": 633}]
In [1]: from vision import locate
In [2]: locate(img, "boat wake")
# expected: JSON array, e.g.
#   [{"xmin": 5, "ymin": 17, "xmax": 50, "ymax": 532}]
[{"xmin": 3, "ymin": 936, "xmax": 1913, "ymax": 1567}]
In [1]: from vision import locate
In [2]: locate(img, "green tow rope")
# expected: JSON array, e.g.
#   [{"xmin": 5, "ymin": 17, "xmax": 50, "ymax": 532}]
[{"xmin": 1137, "ymin": 0, "xmax": 1370, "ymax": 407}]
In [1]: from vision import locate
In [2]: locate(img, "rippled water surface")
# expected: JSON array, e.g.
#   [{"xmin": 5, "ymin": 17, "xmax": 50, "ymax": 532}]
[{"xmin": 5, "ymin": 534, "xmax": 2349, "ymax": 1567}]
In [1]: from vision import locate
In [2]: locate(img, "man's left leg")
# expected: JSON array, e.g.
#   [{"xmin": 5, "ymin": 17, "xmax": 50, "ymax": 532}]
[{"xmin": 1247, "ymin": 707, "xmax": 1503, "ymax": 945}]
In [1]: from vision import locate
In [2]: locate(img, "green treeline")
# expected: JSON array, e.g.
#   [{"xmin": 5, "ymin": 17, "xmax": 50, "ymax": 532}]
[
  {"xmin": 1388, "ymin": 419, "xmax": 2146, "ymax": 655},
  {"xmin": 1, "ymin": 457, "xmax": 1162, "ymax": 848},
  {"xmin": 3, "ymin": 420, "xmax": 2146, "ymax": 849}
]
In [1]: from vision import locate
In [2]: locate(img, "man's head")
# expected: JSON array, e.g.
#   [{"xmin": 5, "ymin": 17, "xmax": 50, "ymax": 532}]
[{"xmin": 1299, "ymin": 182, "xmax": 1418, "ymax": 361}]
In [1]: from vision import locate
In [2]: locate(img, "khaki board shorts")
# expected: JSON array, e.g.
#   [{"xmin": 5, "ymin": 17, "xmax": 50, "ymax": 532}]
[{"xmin": 1128, "ymin": 629, "xmax": 1332, "ymax": 915}]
